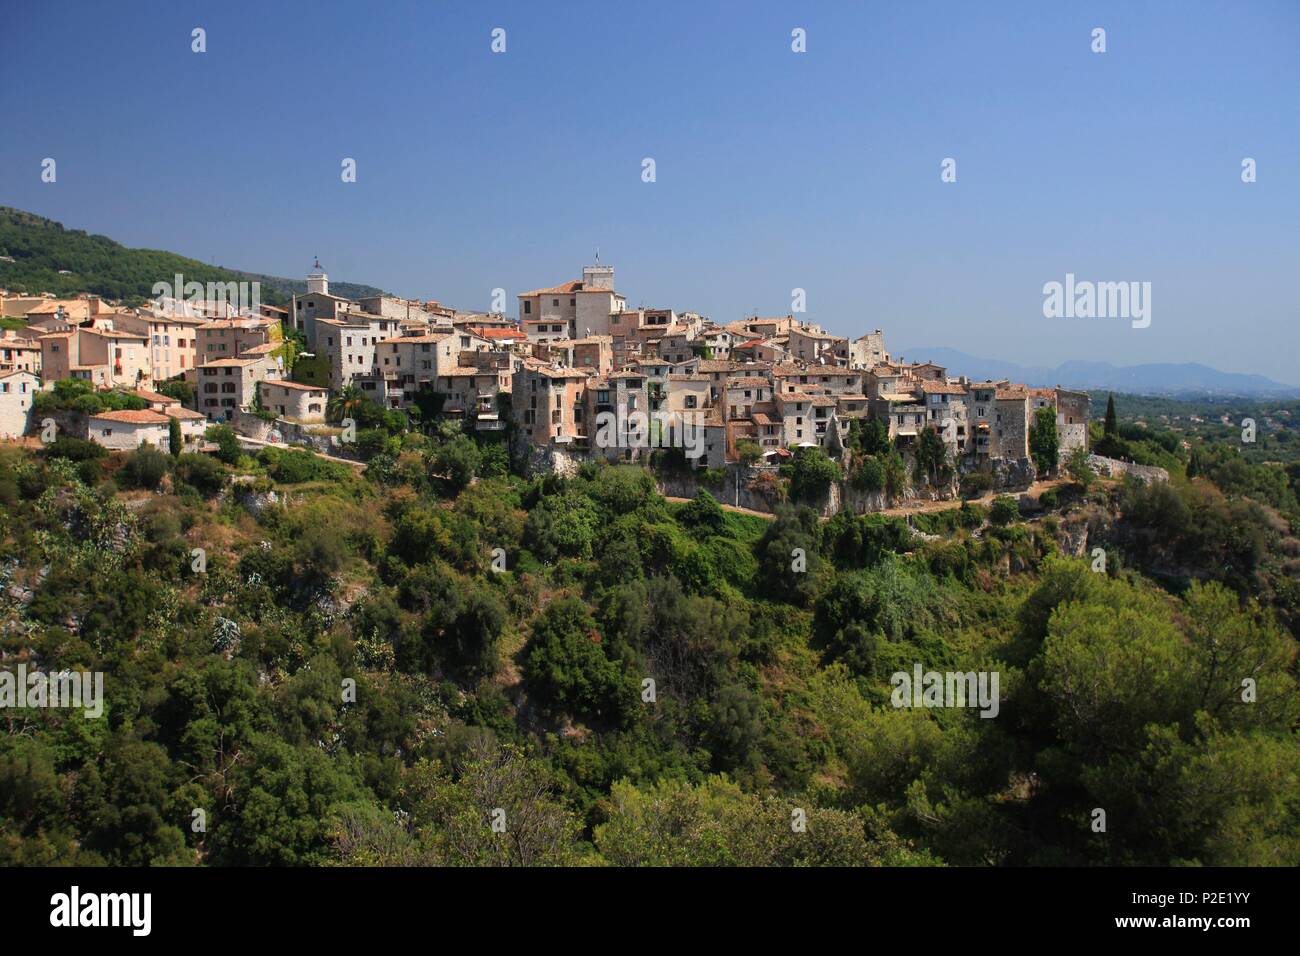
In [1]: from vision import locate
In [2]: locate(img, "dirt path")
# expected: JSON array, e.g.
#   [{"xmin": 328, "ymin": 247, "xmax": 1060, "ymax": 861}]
[{"xmin": 666, "ymin": 477, "xmax": 1071, "ymax": 522}]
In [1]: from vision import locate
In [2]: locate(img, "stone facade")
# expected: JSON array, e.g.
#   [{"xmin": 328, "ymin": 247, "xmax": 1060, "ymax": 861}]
[
  {"xmin": 87, "ymin": 409, "xmax": 171, "ymax": 450},
  {"xmin": 0, "ymin": 370, "xmax": 38, "ymax": 439},
  {"xmin": 258, "ymin": 379, "xmax": 328, "ymax": 423},
  {"xmin": 196, "ymin": 357, "xmax": 280, "ymax": 421}
]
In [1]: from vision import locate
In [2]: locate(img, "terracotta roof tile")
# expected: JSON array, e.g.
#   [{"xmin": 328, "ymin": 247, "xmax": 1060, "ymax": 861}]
[{"xmin": 90, "ymin": 409, "xmax": 170, "ymax": 425}]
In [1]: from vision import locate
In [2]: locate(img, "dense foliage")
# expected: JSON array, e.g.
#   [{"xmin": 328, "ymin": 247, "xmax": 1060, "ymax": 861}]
[
  {"xmin": 0, "ymin": 395, "xmax": 1296, "ymax": 867},
  {"xmin": 0, "ymin": 206, "xmax": 381, "ymax": 305}
]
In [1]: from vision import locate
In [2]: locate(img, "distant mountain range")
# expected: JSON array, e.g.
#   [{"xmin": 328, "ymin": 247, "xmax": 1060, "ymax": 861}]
[
  {"xmin": 0, "ymin": 207, "xmax": 383, "ymax": 305},
  {"xmin": 897, "ymin": 347, "xmax": 1300, "ymax": 398}
]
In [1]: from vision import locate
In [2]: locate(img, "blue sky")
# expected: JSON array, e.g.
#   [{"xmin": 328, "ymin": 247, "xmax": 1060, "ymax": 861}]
[{"xmin": 2, "ymin": 0, "xmax": 1298, "ymax": 382}]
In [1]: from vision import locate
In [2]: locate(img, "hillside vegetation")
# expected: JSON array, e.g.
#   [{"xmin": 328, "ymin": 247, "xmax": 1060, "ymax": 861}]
[
  {"xmin": 0, "ymin": 395, "xmax": 1296, "ymax": 867},
  {"xmin": 0, "ymin": 207, "xmax": 382, "ymax": 305}
]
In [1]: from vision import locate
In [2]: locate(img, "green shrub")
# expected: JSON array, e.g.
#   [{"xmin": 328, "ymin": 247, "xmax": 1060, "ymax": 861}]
[
  {"xmin": 205, "ymin": 424, "xmax": 241, "ymax": 465},
  {"xmin": 781, "ymin": 447, "xmax": 841, "ymax": 504},
  {"xmin": 736, "ymin": 441, "xmax": 763, "ymax": 465},
  {"xmin": 957, "ymin": 501, "xmax": 986, "ymax": 529},
  {"xmin": 677, "ymin": 490, "xmax": 726, "ymax": 538},
  {"xmin": 851, "ymin": 455, "xmax": 885, "ymax": 492},
  {"xmin": 174, "ymin": 453, "xmax": 226, "ymax": 495},
  {"xmin": 260, "ymin": 446, "xmax": 347, "ymax": 484},
  {"xmin": 119, "ymin": 443, "xmax": 170, "ymax": 490},
  {"xmin": 699, "ymin": 467, "xmax": 727, "ymax": 488},
  {"xmin": 989, "ymin": 495, "xmax": 1021, "ymax": 525},
  {"xmin": 960, "ymin": 472, "xmax": 993, "ymax": 498},
  {"xmin": 45, "ymin": 436, "xmax": 105, "ymax": 462}
]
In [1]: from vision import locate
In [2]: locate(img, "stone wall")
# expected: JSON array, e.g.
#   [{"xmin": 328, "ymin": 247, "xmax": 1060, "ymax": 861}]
[
  {"xmin": 40, "ymin": 409, "xmax": 89, "ymax": 441},
  {"xmin": 1060, "ymin": 422, "xmax": 1089, "ymax": 455},
  {"xmin": 987, "ymin": 456, "xmax": 1037, "ymax": 490},
  {"xmin": 656, "ymin": 461, "xmax": 970, "ymax": 518},
  {"xmin": 232, "ymin": 409, "xmax": 358, "ymax": 458},
  {"xmin": 514, "ymin": 438, "xmax": 584, "ymax": 478},
  {"xmin": 1087, "ymin": 454, "xmax": 1168, "ymax": 484}
]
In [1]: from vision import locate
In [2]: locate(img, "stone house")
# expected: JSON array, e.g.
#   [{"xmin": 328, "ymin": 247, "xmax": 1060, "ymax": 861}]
[
  {"xmin": 723, "ymin": 376, "xmax": 773, "ymax": 421},
  {"xmin": 0, "ymin": 331, "xmax": 42, "ymax": 374},
  {"xmin": 787, "ymin": 327, "xmax": 847, "ymax": 366},
  {"xmin": 664, "ymin": 375, "xmax": 710, "ymax": 418},
  {"xmin": 1055, "ymin": 388, "xmax": 1090, "ymax": 456},
  {"xmin": 774, "ymin": 390, "xmax": 824, "ymax": 447},
  {"xmin": 992, "ymin": 387, "xmax": 1031, "ymax": 460},
  {"xmin": 197, "ymin": 357, "xmax": 280, "ymax": 421},
  {"xmin": 731, "ymin": 337, "xmax": 787, "ymax": 364},
  {"xmin": 87, "ymin": 409, "xmax": 172, "ymax": 450},
  {"xmin": 920, "ymin": 381, "xmax": 970, "ymax": 454},
  {"xmin": 848, "ymin": 330, "xmax": 887, "ymax": 369},
  {"xmin": 194, "ymin": 316, "xmax": 278, "ymax": 363},
  {"xmin": 517, "ymin": 264, "xmax": 627, "ymax": 339},
  {"xmin": 567, "ymin": 336, "xmax": 614, "ymax": 375},
  {"xmin": 513, "ymin": 363, "xmax": 591, "ymax": 447},
  {"xmin": 257, "ymin": 380, "xmax": 328, "ymax": 423},
  {"xmin": 165, "ymin": 406, "xmax": 209, "ymax": 450},
  {"xmin": 114, "ymin": 312, "xmax": 205, "ymax": 381},
  {"xmin": 41, "ymin": 327, "xmax": 152, "ymax": 389},
  {"xmin": 437, "ymin": 367, "xmax": 511, "ymax": 425},
  {"xmin": 129, "ymin": 388, "xmax": 180, "ymax": 412},
  {"xmin": 0, "ymin": 370, "xmax": 38, "ymax": 439}
]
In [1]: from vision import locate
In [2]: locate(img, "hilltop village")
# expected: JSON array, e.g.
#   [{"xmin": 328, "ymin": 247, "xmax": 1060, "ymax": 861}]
[{"xmin": 0, "ymin": 260, "xmax": 1089, "ymax": 504}]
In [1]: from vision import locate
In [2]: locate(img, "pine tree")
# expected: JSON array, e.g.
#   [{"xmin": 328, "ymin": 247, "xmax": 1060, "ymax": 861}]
[{"xmin": 1104, "ymin": 394, "xmax": 1118, "ymax": 437}]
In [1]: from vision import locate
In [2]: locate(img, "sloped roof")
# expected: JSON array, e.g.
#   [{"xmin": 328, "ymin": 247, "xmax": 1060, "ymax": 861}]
[{"xmin": 90, "ymin": 409, "xmax": 170, "ymax": 425}]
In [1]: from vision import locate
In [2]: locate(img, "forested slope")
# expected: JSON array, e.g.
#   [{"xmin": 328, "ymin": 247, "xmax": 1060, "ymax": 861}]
[{"xmin": 0, "ymin": 414, "xmax": 1296, "ymax": 866}]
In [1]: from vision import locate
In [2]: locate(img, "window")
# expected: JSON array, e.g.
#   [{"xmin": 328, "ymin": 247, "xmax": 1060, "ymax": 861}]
[{"xmin": 524, "ymin": 301, "xmax": 531, "ymax": 314}]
